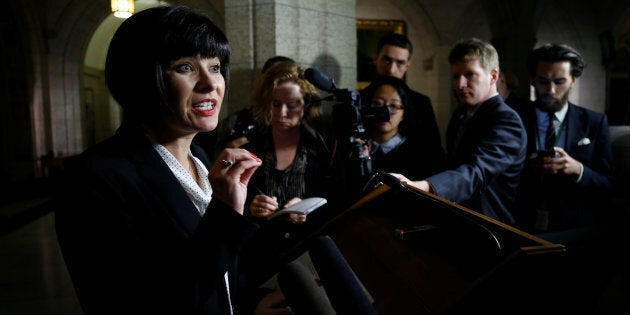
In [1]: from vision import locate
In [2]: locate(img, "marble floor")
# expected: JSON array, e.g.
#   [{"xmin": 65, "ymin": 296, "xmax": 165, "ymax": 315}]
[{"xmin": 0, "ymin": 205, "xmax": 81, "ymax": 315}]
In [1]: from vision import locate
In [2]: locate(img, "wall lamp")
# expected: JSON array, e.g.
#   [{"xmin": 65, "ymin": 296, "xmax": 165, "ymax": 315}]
[{"xmin": 111, "ymin": 0, "xmax": 134, "ymax": 19}]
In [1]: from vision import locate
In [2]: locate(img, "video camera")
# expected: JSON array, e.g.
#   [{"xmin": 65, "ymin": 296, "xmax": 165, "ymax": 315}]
[
  {"xmin": 304, "ymin": 68, "xmax": 389, "ymax": 142},
  {"xmin": 304, "ymin": 67, "xmax": 390, "ymax": 198},
  {"xmin": 226, "ymin": 109, "xmax": 256, "ymax": 142}
]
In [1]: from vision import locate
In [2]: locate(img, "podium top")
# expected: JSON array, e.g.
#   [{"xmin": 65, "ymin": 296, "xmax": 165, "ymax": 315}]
[{"xmin": 312, "ymin": 173, "xmax": 565, "ymax": 314}]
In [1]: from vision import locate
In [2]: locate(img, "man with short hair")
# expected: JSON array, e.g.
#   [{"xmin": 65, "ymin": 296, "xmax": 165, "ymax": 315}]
[
  {"xmin": 361, "ymin": 32, "xmax": 444, "ymax": 178},
  {"xmin": 516, "ymin": 43, "xmax": 614, "ymax": 233},
  {"xmin": 515, "ymin": 42, "xmax": 617, "ymax": 315},
  {"xmin": 372, "ymin": 32, "xmax": 414, "ymax": 79},
  {"xmin": 392, "ymin": 38, "xmax": 527, "ymax": 225}
]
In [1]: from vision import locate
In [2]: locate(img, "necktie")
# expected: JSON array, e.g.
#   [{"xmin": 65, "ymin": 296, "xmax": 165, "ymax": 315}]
[
  {"xmin": 545, "ymin": 111, "xmax": 556, "ymax": 149},
  {"xmin": 454, "ymin": 113, "xmax": 470, "ymax": 155}
]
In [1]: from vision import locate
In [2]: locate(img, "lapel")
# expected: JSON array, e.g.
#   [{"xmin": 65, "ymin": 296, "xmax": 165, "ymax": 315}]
[
  {"xmin": 446, "ymin": 106, "xmax": 467, "ymax": 154},
  {"xmin": 516, "ymin": 101, "xmax": 547, "ymax": 153},
  {"xmin": 524, "ymin": 105, "xmax": 539, "ymax": 153},
  {"xmin": 464, "ymin": 95, "xmax": 500, "ymax": 137},
  {"xmin": 449, "ymin": 95, "xmax": 501, "ymax": 157},
  {"xmin": 120, "ymin": 125, "xmax": 202, "ymax": 235},
  {"xmin": 563, "ymin": 103, "xmax": 584, "ymax": 154}
]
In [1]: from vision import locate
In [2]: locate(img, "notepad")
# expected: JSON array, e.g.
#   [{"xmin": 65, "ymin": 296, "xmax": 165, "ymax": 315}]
[{"xmin": 268, "ymin": 197, "xmax": 327, "ymax": 220}]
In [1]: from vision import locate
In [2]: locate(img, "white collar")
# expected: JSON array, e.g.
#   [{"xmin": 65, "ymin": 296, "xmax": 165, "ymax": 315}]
[{"xmin": 536, "ymin": 103, "xmax": 568, "ymax": 122}]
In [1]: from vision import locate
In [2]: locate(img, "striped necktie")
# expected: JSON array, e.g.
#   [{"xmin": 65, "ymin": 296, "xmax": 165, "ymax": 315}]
[{"xmin": 545, "ymin": 111, "xmax": 556, "ymax": 149}]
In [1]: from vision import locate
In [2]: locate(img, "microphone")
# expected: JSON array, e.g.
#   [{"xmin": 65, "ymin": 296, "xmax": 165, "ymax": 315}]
[
  {"xmin": 308, "ymin": 236, "xmax": 377, "ymax": 315},
  {"xmin": 304, "ymin": 68, "xmax": 337, "ymax": 92},
  {"xmin": 277, "ymin": 260, "xmax": 336, "ymax": 315}
]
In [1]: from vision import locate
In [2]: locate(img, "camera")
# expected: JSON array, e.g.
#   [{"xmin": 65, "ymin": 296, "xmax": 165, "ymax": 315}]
[
  {"xmin": 304, "ymin": 68, "xmax": 389, "ymax": 141},
  {"xmin": 304, "ymin": 67, "xmax": 389, "ymax": 198},
  {"xmin": 226, "ymin": 109, "xmax": 256, "ymax": 142}
]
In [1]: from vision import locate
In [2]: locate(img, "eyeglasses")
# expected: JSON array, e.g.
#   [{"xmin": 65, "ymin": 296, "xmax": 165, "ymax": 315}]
[{"xmin": 371, "ymin": 103, "xmax": 404, "ymax": 114}]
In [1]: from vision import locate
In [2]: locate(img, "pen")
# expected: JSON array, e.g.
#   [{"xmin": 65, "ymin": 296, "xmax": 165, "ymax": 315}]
[
  {"xmin": 250, "ymin": 185, "xmax": 281, "ymax": 210},
  {"xmin": 251, "ymin": 185, "xmax": 266, "ymax": 196}
]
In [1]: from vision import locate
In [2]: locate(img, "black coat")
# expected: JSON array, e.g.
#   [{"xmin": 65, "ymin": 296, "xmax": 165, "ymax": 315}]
[{"xmin": 55, "ymin": 123, "xmax": 260, "ymax": 315}]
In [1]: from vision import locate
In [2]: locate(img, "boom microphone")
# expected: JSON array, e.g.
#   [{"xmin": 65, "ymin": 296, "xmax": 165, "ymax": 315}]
[
  {"xmin": 304, "ymin": 68, "xmax": 337, "ymax": 92},
  {"xmin": 308, "ymin": 236, "xmax": 377, "ymax": 315}
]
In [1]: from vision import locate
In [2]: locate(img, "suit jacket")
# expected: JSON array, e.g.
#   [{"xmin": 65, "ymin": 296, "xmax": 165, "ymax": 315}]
[
  {"xmin": 517, "ymin": 102, "xmax": 614, "ymax": 232},
  {"xmin": 406, "ymin": 89, "xmax": 445, "ymax": 162},
  {"xmin": 55, "ymin": 123, "xmax": 260, "ymax": 315},
  {"xmin": 427, "ymin": 95, "xmax": 527, "ymax": 225}
]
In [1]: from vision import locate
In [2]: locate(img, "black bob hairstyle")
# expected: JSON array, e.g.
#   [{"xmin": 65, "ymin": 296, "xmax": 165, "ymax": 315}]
[{"xmin": 105, "ymin": 5, "xmax": 231, "ymax": 124}]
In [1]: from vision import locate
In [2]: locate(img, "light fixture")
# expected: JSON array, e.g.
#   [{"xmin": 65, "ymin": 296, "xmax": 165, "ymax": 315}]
[{"xmin": 111, "ymin": 0, "xmax": 134, "ymax": 19}]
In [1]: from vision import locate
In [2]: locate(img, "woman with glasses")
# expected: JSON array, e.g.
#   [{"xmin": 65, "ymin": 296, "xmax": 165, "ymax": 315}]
[{"xmin": 364, "ymin": 75, "xmax": 446, "ymax": 180}]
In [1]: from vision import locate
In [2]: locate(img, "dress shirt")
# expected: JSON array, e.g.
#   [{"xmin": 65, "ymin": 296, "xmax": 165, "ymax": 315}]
[
  {"xmin": 536, "ymin": 104, "xmax": 568, "ymax": 150},
  {"xmin": 370, "ymin": 133, "xmax": 406, "ymax": 155},
  {"xmin": 153, "ymin": 143, "xmax": 212, "ymax": 215}
]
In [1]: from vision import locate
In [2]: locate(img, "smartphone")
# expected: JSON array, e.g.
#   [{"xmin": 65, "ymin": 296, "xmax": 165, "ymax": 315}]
[{"xmin": 537, "ymin": 149, "xmax": 556, "ymax": 157}]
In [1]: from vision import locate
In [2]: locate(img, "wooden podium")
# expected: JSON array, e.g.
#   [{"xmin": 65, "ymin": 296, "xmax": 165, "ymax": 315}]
[{"xmin": 311, "ymin": 177, "xmax": 567, "ymax": 314}]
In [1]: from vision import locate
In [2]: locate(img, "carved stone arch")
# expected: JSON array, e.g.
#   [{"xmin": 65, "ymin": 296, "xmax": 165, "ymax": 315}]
[
  {"xmin": 386, "ymin": 0, "xmax": 439, "ymax": 48},
  {"xmin": 52, "ymin": 0, "xmax": 225, "ymax": 152},
  {"xmin": 536, "ymin": 2, "xmax": 584, "ymax": 48},
  {"xmin": 388, "ymin": 0, "xmax": 443, "ymax": 96}
]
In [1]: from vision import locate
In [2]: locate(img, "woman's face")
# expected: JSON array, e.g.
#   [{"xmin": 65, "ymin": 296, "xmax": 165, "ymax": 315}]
[
  {"xmin": 371, "ymin": 84, "xmax": 404, "ymax": 139},
  {"xmin": 271, "ymin": 82, "xmax": 305, "ymax": 131},
  {"xmin": 165, "ymin": 55, "xmax": 225, "ymax": 134}
]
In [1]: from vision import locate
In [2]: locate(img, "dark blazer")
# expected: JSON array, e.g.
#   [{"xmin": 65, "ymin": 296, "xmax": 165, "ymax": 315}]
[
  {"xmin": 427, "ymin": 95, "xmax": 527, "ymax": 225},
  {"xmin": 516, "ymin": 102, "xmax": 614, "ymax": 232},
  {"xmin": 406, "ymin": 89, "xmax": 445, "ymax": 162},
  {"xmin": 55, "ymin": 123, "xmax": 260, "ymax": 315}
]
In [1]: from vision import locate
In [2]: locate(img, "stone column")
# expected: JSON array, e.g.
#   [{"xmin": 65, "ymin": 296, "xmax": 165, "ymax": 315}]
[{"xmin": 225, "ymin": 0, "xmax": 357, "ymax": 117}]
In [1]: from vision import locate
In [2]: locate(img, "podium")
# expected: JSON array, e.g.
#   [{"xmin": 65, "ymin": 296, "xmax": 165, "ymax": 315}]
[{"xmin": 309, "ymin": 177, "xmax": 567, "ymax": 314}]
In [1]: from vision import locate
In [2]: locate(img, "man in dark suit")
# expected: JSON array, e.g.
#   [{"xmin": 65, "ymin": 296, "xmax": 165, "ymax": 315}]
[
  {"xmin": 360, "ymin": 32, "xmax": 443, "ymax": 167},
  {"xmin": 516, "ymin": 43, "xmax": 615, "ymax": 234},
  {"xmin": 392, "ymin": 38, "xmax": 527, "ymax": 225},
  {"xmin": 515, "ymin": 43, "xmax": 617, "ymax": 314}
]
